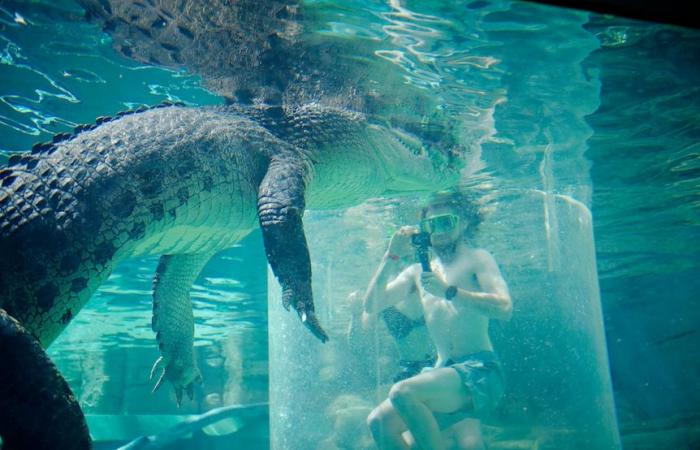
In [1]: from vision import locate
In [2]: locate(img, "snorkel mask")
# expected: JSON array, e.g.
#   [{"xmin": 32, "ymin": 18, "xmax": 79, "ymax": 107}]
[{"xmin": 420, "ymin": 213, "xmax": 460, "ymax": 235}]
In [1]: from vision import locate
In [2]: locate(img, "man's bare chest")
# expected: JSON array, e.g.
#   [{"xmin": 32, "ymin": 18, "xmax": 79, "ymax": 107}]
[{"xmin": 432, "ymin": 254, "xmax": 480, "ymax": 291}]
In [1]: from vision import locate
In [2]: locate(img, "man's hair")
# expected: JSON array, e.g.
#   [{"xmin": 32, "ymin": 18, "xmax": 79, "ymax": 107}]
[{"xmin": 420, "ymin": 188, "xmax": 482, "ymax": 239}]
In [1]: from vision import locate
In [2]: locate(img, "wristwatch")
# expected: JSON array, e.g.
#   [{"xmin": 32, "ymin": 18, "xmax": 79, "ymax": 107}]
[{"xmin": 445, "ymin": 285, "xmax": 457, "ymax": 300}]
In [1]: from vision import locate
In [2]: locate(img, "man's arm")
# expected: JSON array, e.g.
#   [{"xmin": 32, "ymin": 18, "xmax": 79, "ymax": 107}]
[
  {"xmin": 362, "ymin": 256, "xmax": 418, "ymax": 314},
  {"xmin": 362, "ymin": 226, "xmax": 419, "ymax": 314},
  {"xmin": 346, "ymin": 290, "xmax": 377, "ymax": 355},
  {"xmin": 454, "ymin": 249, "xmax": 512, "ymax": 321}
]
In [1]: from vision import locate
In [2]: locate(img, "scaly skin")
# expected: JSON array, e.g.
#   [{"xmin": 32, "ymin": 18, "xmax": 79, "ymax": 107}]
[
  {"xmin": 0, "ymin": 310, "xmax": 91, "ymax": 450},
  {"xmin": 149, "ymin": 253, "xmax": 211, "ymax": 405},
  {"xmin": 0, "ymin": 102, "xmax": 464, "ymax": 448}
]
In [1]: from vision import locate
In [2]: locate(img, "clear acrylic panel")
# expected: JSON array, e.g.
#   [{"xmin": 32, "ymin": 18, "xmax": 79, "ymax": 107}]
[{"xmin": 269, "ymin": 189, "xmax": 620, "ymax": 449}]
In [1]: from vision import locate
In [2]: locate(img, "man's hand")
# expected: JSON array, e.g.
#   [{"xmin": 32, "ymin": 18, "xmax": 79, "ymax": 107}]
[
  {"xmin": 386, "ymin": 226, "xmax": 418, "ymax": 260},
  {"xmin": 420, "ymin": 271, "xmax": 448, "ymax": 297}
]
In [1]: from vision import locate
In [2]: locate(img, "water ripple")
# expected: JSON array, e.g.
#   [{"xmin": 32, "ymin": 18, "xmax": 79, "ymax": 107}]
[{"xmin": 0, "ymin": 2, "xmax": 220, "ymax": 155}]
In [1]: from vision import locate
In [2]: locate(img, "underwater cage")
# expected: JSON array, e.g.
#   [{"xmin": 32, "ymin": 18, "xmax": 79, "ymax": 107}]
[
  {"xmin": 270, "ymin": 191, "xmax": 619, "ymax": 449},
  {"xmin": 267, "ymin": 19, "xmax": 619, "ymax": 444},
  {"xmin": 1, "ymin": 0, "xmax": 699, "ymax": 449}
]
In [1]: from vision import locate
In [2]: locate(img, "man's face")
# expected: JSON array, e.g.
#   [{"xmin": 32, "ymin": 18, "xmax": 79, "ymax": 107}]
[{"xmin": 421, "ymin": 205, "xmax": 462, "ymax": 248}]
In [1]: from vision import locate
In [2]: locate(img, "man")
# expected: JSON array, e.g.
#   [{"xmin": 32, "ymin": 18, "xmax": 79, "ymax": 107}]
[{"xmin": 363, "ymin": 190, "xmax": 512, "ymax": 450}]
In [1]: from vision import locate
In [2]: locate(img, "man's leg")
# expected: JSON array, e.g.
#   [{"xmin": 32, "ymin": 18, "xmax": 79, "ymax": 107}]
[
  {"xmin": 388, "ymin": 367, "xmax": 471, "ymax": 450},
  {"xmin": 449, "ymin": 418, "xmax": 485, "ymax": 450},
  {"xmin": 367, "ymin": 398, "xmax": 411, "ymax": 450}
]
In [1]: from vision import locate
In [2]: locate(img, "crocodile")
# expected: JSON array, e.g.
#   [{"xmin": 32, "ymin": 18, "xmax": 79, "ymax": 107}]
[{"xmin": 0, "ymin": 101, "xmax": 466, "ymax": 449}]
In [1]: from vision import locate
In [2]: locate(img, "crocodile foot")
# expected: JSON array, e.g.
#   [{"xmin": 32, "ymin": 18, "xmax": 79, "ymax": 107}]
[
  {"xmin": 282, "ymin": 286, "xmax": 329, "ymax": 343},
  {"xmin": 149, "ymin": 356, "xmax": 202, "ymax": 407}
]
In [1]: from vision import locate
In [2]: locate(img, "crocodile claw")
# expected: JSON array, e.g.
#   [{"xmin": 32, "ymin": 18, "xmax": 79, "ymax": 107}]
[
  {"xmin": 299, "ymin": 309, "xmax": 329, "ymax": 343},
  {"xmin": 174, "ymin": 382, "xmax": 196, "ymax": 408},
  {"xmin": 282, "ymin": 286, "xmax": 329, "ymax": 342},
  {"xmin": 294, "ymin": 302, "xmax": 328, "ymax": 343},
  {"xmin": 149, "ymin": 356, "xmax": 202, "ymax": 407},
  {"xmin": 281, "ymin": 290, "xmax": 292, "ymax": 311}
]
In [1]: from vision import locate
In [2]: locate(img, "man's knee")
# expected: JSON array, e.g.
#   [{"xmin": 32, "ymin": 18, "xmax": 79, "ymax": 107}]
[
  {"xmin": 458, "ymin": 433, "xmax": 485, "ymax": 450},
  {"xmin": 367, "ymin": 405, "xmax": 389, "ymax": 435},
  {"xmin": 453, "ymin": 419, "xmax": 485, "ymax": 450},
  {"xmin": 388, "ymin": 380, "xmax": 417, "ymax": 411},
  {"xmin": 367, "ymin": 403, "xmax": 404, "ymax": 442},
  {"xmin": 366, "ymin": 408, "xmax": 380, "ymax": 431}
]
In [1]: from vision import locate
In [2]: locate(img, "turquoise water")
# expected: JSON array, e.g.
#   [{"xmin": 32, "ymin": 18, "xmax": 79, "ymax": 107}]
[{"xmin": 1, "ymin": 0, "xmax": 699, "ymax": 449}]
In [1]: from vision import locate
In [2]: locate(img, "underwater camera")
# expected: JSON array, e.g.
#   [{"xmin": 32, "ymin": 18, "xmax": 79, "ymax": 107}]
[{"xmin": 411, "ymin": 231, "xmax": 432, "ymax": 272}]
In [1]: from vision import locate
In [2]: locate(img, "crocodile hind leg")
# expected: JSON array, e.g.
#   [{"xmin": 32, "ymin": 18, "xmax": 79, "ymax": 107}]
[
  {"xmin": 150, "ymin": 253, "xmax": 211, "ymax": 406},
  {"xmin": 257, "ymin": 155, "xmax": 328, "ymax": 342},
  {"xmin": 0, "ymin": 309, "xmax": 91, "ymax": 450}
]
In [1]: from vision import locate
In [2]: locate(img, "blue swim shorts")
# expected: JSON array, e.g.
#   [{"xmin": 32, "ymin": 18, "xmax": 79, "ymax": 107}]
[
  {"xmin": 434, "ymin": 351, "xmax": 504, "ymax": 426},
  {"xmin": 393, "ymin": 356, "xmax": 437, "ymax": 382}
]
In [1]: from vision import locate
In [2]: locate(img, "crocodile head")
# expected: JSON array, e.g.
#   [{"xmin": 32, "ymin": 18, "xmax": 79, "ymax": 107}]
[{"xmin": 368, "ymin": 122, "xmax": 468, "ymax": 194}]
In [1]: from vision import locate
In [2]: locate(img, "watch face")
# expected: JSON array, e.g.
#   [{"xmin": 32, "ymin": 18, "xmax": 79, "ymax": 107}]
[{"xmin": 445, "ymin": 286, "xmax": 457, "ymax": 300}]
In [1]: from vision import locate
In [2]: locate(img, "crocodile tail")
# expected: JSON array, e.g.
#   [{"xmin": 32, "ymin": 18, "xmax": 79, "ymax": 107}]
[
  {"xmin": 0, "ymin": 308, "xmax": 91, "ymax": 450},
  {"xmin": 0, "ymin": 100, "xmax": 185, "ymax": 183}
]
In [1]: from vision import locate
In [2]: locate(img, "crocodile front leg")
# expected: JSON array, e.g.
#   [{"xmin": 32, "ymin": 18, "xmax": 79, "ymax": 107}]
[
  {"xmin": 150, "ymin": 253, "xmax": 211, "ymax": 406},
  {"xmin": 0, "ymin": 309, "xmax": 91, "ymax": 449},
  {"xmin": 257, "ymin": 156, "xmax": 329, "ymax": 343}
]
